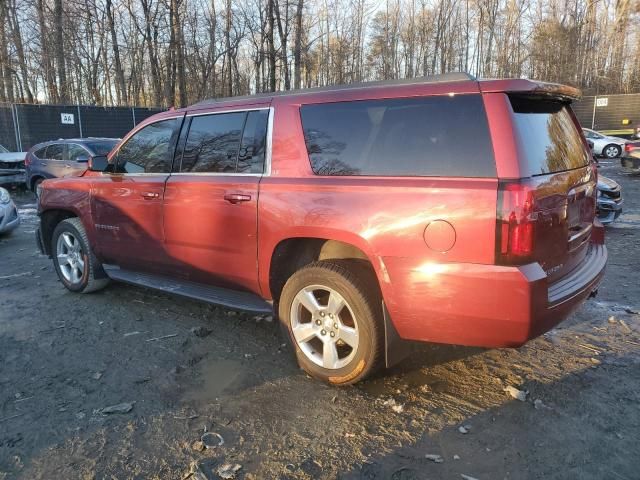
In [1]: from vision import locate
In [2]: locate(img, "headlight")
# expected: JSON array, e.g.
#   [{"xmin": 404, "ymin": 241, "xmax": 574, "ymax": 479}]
[{"xmin": 0, "ymin": 187, "xmax": 10, "ymax": 204}]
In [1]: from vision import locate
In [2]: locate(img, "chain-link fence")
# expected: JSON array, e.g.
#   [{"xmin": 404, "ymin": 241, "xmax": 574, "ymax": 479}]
[{"xmin": 0, "ymin": 103, "xmax": 163, "ymax": 152}]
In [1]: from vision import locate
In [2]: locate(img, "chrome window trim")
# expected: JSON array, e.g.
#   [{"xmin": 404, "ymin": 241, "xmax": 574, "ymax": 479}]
[
  {"xmin": 264, "ymin": 106, "xmax": 274, "ymax": 177},
  {"xmin": 168, "ymin": 106, "xmax": 274, "ymax": 178},
  {"xmin": 103, "ymin": 107, "xmax": 275, "ymax": 178},
  {"xmin": 186, "ymin": 106, "xmax": 270, "ymax": 118}
]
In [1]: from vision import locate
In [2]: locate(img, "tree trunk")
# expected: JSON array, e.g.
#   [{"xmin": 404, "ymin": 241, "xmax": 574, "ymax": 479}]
[
  {"xmin": 293, "ymin": 0, "xmax": 303, "ymax": 89},
  {"xmin": 106, "ymin": 0, "xmax": 127, "ymax": 105}
]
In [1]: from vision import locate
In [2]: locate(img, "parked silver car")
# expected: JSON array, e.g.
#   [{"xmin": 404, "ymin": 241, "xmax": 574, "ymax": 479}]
[
  {"xmin": 596, "ymin": 176, "xmax": 623, "ymax": 224},
  {"xmin": 582, "ymin": 128, "xmax": 626, "ymax": 159},
  {"xmin": 0, "ymin": 187, "xmax": 20, "ymax": 234}
]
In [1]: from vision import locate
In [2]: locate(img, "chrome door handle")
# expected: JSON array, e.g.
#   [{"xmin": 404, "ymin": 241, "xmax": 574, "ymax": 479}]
[
  {"xmin": 224, "ymin": 193, "xmax": 251, "ymax": 204},
  {"xmin": 141, "ymin": 192, "xmax": 159, "ymax": 199}
]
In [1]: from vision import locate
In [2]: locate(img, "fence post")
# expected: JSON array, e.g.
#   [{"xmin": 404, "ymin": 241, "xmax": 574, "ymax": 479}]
[
  {"xmin": 131, "ymin": 107, "xmax": 136, "ymax": 128},
  {"xmin": 11, "ymin": 104, "xmax": 22, "ymax": 151},
  {"xmin": 77, "ymin": 105, "xmax": 83, "ymax": 138},
  {"xmin": 591, "ymin": 96, "xmax": 597, "ymax": 129}
]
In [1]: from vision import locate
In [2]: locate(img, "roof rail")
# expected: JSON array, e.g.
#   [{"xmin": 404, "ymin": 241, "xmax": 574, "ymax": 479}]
[{"xmin": 194, "ymin": 72, "xmax": 476, "ymax": 106}]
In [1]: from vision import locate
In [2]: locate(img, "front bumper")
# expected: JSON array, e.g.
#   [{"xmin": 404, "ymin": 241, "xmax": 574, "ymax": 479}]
[
  {"xmin": 383, "ymin": 243, "xmax": 607, "ymax": 348},
  {"xmin": 0, "ymin": 171, "xmax": 26, "ymax": 186},
  {"xmin": 597, "ymin": 197, "xmax": 623, "ymax": 224},
  {"xmin": 0, "ymin": 201, "xmax": 20, "ymax": 233}
]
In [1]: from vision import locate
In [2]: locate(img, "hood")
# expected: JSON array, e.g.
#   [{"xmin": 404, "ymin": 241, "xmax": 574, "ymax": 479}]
[
  {"xmin": 0, "ymin": 152, "xmax": 28, "ymax": 163},
  {"xmin": 597, "ymin": 175, "xmax": 620, "ymax": 192}
]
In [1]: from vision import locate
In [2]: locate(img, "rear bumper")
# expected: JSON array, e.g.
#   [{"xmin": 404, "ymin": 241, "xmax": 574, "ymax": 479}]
[
  {"xmin": 383, "ymin": 243, "xmax": 607, "ymax": 348},
  {"xmin": 621, "ymin": 156, "xmax": 640, "ymax": 173}
]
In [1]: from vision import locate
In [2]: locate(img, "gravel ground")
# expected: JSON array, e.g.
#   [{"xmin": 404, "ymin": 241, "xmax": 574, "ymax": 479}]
[{"xmin": 1, "ymin": 163, "xmax": 639, "ymax": 480}]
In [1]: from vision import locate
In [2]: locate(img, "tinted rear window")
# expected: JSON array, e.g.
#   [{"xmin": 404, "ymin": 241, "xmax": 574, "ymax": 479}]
[
  {"xmin": 510, "ymin": 96, "xmax": 589, "ymax": 176},
  {"xmin": 300, "ymin": 94, "xmax": 495, "ymax": 177}
]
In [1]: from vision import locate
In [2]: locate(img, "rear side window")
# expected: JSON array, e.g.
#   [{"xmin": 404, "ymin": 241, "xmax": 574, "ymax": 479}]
[
  {"xmin": 510, "ymin": 96, "xmax": 589, "ymax": 176},
  {"xmin": 181, "ymin": 112, "xmax": 245, "ymax": 173},
  {"xmin": 45, "ymin": 144, "xmax": 64, "ymax": 160},
  {"xmin": 33, "ymin": 147, "xmax": 47, "ymax": 158},
  {"xmin": 237, "ymin": 110, "xmax": 269, "ymax": 173},
  {"xmin": 300, "ymin": 95, "xmax": 495, "ymax": 177}
]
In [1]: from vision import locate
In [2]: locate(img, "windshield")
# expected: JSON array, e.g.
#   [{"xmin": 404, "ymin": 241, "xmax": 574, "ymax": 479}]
[{"xmin": 86, "ymin": 140, "xmax": 118, "ymax": 156}]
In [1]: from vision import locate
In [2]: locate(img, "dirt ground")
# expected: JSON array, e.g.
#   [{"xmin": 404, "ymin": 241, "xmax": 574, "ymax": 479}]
[{"xmin": 1, "ymin": 162, "xmax": 639, "ymax": 480}]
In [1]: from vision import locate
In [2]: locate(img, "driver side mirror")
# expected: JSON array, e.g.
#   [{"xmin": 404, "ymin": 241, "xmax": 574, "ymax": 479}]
[
  {"xmin": 76, "ymin": 154, "xmax": 90, "ymax": 163},
  {"xmin": 88, "ymin": 155, "xmax": 109, "ymax": 172}
]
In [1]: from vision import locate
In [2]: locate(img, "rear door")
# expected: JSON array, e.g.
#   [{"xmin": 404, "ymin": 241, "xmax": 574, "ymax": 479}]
[
  {"xmin": 508, "ymin": 95, "xmax": 596, "ymax": 282},
  {"xmin": 64, "ymin": 143, "xmax": 91, "ymax": 176},
  {"xmin": 43, "ymin": 143, "xmax": 67, "ymax": 179},
  {"xmin": 162, "ymin": 108, "xmax": 270, "ymax": 292}
]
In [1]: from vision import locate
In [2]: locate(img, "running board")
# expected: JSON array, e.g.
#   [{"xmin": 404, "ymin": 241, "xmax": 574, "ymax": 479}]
[{"xmin": 103, "ymin": 265, "xmax": 273, "ymax": 314}]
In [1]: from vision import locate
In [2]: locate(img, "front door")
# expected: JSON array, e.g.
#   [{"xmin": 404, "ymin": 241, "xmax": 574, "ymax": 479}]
[
  {"xmin": 91, "ymin": 116, "xmax": 183, "ymax": 273},
  {"xmin": 163, "ymin": 108, "xmax": 269, "ymax": 293}
]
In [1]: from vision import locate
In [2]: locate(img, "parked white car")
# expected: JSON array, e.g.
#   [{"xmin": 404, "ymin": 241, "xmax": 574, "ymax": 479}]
[
  {"xmin": 0, "ymin": 144, "xmax": 28, "ymax": 185},
  {"xmin": 582, "ymin": 128, "xmax": 626, "ymax": 158}
]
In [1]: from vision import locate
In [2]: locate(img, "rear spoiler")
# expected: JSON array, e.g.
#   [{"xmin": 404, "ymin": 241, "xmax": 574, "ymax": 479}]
[{"xmin": 479, "ymin": 79, "xmax": 582, "ymax": 102}]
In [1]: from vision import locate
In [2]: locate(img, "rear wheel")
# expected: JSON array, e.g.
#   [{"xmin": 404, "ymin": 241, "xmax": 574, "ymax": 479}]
[
  {"xmin": 51, "ymin": 218, "xmax": 109, "ymax": 293},
  {"xmin": 603, "ymin": 144, "xmax": 622, "ymax": 159},
  {"xmin": 279, "ymin": 260, "xmax": 383, "ymax": 385}
]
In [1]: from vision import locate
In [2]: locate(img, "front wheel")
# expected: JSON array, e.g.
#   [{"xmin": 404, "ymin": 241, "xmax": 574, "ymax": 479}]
[
  {"xmin": 51, "ymin": 218, "xmax": 109, "ymax": 293},
  {"xmin": 603, "ymin": 144, "xmax": 622, "ymax": 159},
  {"xmin": 279, "ymin": 260, "xmax": 383, "ymax": 385}
]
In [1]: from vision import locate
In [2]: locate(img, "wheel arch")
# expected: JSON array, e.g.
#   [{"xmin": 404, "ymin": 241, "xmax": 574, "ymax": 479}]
[
  {"xmin": 267, "ymin": 236, "xmax": 383, "ymax": 304},
  {"xmin": 40, "ymin": 208, "xmax": 80, "ymax": 256}
]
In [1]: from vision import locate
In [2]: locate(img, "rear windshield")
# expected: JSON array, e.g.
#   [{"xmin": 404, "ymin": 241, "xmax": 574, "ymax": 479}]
[
  {"xmin": 510, "ymin": 96, "xmax": 589, "ymax": 176},
  {"xmin": 86, "ymin": 140, "xmax": 118, "ymax": 156},
  {"xmin": 300, "ymin": 94, "xmax": 496, "ymax": 177}
]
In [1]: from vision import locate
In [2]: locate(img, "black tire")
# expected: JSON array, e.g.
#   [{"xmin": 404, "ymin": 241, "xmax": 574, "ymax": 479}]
[
  {"xmin": 32, "ymin": 177, "xmax": 43, "ymax": 196},
  {"xmin": 279, "ymin": 259, "xmax": 383, "ymax": 385},
  {"xmin": 51, "ymin": 218, "xmax": 109, "ymax": 293},
  {"xmin": 603, "ymin": 144, "xmax": 622, "ymax": 159}
]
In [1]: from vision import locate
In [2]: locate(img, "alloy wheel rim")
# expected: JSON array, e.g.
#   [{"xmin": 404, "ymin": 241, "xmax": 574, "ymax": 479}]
[
  {"xmin": 56, "ymin": 232, "xmax": 85, "ymax": 284},
  {"xmin": 290, "ymin": 285, "xmax": 359, "ymax": 370},
  {"xmin": 605, "ymin": 146, "xmax": 618, "ymax": 158}
]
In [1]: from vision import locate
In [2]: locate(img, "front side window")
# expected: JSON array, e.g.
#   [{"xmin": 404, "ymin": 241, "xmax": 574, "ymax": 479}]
[
  {"xmin": 300, "ymin": 95, "xmax": 496, "ymax": 177},
  {"xmin": 45, "ymin": 144, "xmax": 64, "ymax": 160},
  {"xmin": 180, "ymin": 112, "xmax": 245, "ymax": 173},
  {"xmin": 115, "ymin": 118, "xmax": 180, "ymax": 173}
]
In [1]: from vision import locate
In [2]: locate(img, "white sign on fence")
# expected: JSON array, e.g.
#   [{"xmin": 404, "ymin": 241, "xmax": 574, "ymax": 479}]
[
  {"xmin": 61, "ymin": 113, "xmax": 75, "ymax": 124},
  {"xmin": 595, "ymin": 97, "xmax": 608, "ymax": 107}
]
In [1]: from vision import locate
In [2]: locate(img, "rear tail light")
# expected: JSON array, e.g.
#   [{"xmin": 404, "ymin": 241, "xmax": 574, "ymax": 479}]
[
  {"xmin": 24, "ymin": 154, "xmax": 30, "ymax": 166},
  {"xmin": 496, "ymin": 180, "xmax": 536, "ymax": 265},
  {"xmin": 625, "ymin": 143, "xmax": 635, "ymax": 153}
]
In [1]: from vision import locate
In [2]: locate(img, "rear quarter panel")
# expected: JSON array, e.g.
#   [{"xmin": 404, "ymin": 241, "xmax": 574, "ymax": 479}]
[{"xmin": 259, "ymin": 99, "xmax": 499, "ymax": 339}]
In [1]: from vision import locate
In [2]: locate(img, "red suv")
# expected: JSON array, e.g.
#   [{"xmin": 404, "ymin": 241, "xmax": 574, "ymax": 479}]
[{"xmin": 36, "ymin": 73, "xmax": 606, "ymax": 385}]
